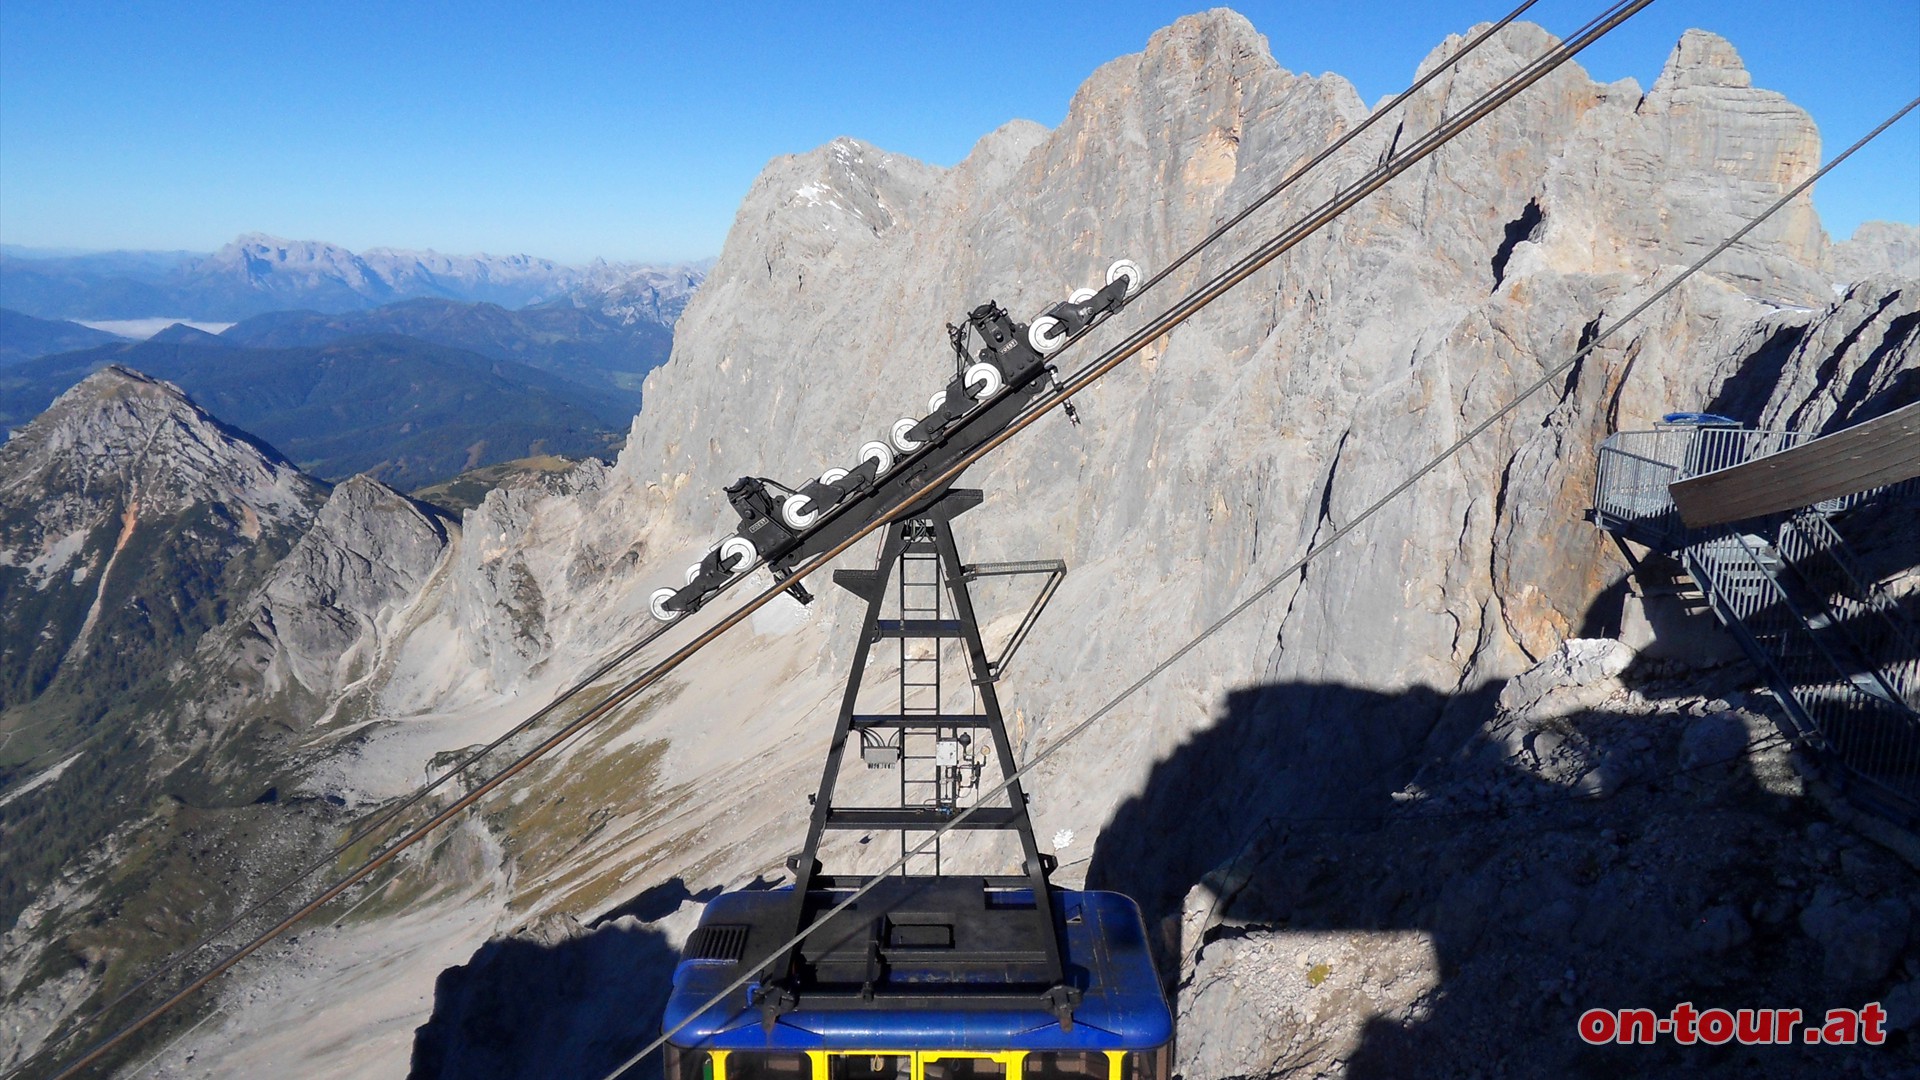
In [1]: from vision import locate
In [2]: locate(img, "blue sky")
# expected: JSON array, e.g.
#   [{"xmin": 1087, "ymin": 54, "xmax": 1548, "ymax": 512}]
[{"xmin": 1, "ymin": 1, "xmax": 1914, "ymax": 263}]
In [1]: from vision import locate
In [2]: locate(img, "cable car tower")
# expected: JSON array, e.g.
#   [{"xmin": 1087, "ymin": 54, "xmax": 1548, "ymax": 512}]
[
  {"xmin": 753, "ymin": 485, "xmax": 1079, "ymax": 1027},
  {"xmin": 661, "ymin": 266, "xmax": 1171, "ymax": 1069}
]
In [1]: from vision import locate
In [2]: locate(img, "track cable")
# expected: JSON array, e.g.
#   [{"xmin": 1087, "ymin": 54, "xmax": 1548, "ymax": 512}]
[
  {"xmin": 39, "ymin": 3, "xmax": 1653, "ymax": 1074},
  {"xmin": 21, "ymin": 8, "xmax": 1563, "ymax": 1075},
  {"xmin": 595, "ymin": 88, "xmax": 1919, "ymax": 1080},
  {"xmin": 46, "ymin": 0, "xmax": 1846, "ymax": 1073}
]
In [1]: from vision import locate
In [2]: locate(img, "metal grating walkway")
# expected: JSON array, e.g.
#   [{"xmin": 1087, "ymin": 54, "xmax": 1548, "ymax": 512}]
[{"xmin": 1594, "ymin": 419, "xmax": 1920, "ymax": 823}]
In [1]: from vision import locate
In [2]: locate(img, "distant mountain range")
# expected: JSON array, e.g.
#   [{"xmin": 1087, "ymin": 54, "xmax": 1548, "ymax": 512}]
[
  {"xmin": 0, "ymin": 234, "xmax": 711, "ymax": 324},
  {"xmin": 0, "ymin": 334, "xmax": 632, "ymax": 489}
]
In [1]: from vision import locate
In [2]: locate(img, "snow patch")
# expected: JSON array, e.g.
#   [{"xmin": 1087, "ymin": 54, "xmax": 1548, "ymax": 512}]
[
  {"xmin": 750, "ymin": 588, "xmax": 813, "ymax": 637},
  {"xmin": 0, "ymin": 527, "xmax": 90, "ymax": 587}
]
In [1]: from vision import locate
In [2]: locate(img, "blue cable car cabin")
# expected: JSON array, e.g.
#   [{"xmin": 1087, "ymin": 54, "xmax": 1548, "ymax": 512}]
[{"xmin": 661, "ymin": 878, "xmax": 1173, "ymax": 1080}]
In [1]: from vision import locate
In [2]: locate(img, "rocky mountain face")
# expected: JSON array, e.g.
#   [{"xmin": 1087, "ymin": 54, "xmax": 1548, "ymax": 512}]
[
  {"xmin": 547, "ymin": 259, "xmax": 715, "ymax": 329},
  {"xmin": 0, "ymin": 235, "xmax": 709, "ymax": 325},
  {"xmin": 0, "ymin": 376, "xmax": 467, "ymax": 1074},
  {"xmin": 0, "ymin": 368, "xmax": 326, "ymax": 723},
  {"xmin": 0, "ymin": 368, "xmax": 328, "ymax": 961},
  {"xmin": 211, "ymin": 475, "xmax": 455, "ymax": 735},
  {"xmin": 1167, "ymin": 638, "xmax": 1920, "ymax": 1079},
  {"xmin": 3, "ymin": 11, "xmax": 1917, "ymax": 1079},
  {"xmin": 1835, "ymin": 221, "xmax": 1920, "ymax": 284}
]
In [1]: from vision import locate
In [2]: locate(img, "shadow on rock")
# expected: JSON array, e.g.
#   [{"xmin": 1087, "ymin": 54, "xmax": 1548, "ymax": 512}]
[
  {"xmin": 591, "ymin": 876, "xmax": 727, "ymax": 928},
  {"xmin": 409, "ymin": 914, "xmax": 679, "ymax": 1080},
  {"xmin": 1091, "ymin": 662, "xmax": 1920, "ymax": 1079}
]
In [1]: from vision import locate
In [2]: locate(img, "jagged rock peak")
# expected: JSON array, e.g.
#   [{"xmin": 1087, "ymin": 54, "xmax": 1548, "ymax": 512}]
[
  {"xmin": 1145, "ymin": 8, "xmax": 1271, "ymax": 68},
  {"xmin": 10, "ymin": 364, "xmax": 290, "ymax": 464},
  {"xmin": 320, "ymin": 473, "xmax": 453, "ymax": 545},
  {"xmin": 0, "ymin": 365, "xmax": 326, "ymax": 723},
  {"xmin": 1834, "ymin": 221, "xmax": 1920, "ymax": 282},
  {"xmin": 206, "ymin": 233, "xmax": 376, "ymax": 279},
  {"xmin": 11, "ymin": 364, "xmax": 200, "ymax": 448},
  {"xmin": 782, "ymin": 135, "xmax": 932, "ymax": 237},
  {"xmin": 1653, "ymin": 28, "xmax": 1753, "ymax": 93},
  {"xmin": 1069, "ymin": 7, "xmax": 1290, "ymax": 129},
  {"xmin": 52, "ymin": 362, "xmax": 171, "ymax": 401},
  {"xmin": 0, "ymin": 365, "xmax": 326, "ymax": 528},
  {"xmin": 235, "ymin": 474, "xmax": 454, "ymax": 702}
]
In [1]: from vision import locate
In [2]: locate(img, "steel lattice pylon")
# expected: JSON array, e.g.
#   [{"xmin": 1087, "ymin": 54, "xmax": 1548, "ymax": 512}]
[{"xmin": 752, "ymin": 487, "xmax": 1081, "ymax": 1028}]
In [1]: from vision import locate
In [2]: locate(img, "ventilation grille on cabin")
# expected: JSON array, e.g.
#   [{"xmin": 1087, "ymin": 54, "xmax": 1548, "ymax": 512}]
[{"xmin": 688, "ymin": 923, "xmax": 749, "ymax": 962}]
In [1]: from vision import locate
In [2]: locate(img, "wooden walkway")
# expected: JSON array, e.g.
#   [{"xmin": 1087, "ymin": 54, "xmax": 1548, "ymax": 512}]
[{"xmin": 1670, "ymin": 401, "xmax": 1920, "ymax": 528}]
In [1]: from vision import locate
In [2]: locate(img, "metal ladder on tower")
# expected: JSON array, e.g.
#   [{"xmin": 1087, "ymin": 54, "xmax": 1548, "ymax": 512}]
[{"xmin": 896, "ymin": 519, "xmax": 947, "ymax": 874}]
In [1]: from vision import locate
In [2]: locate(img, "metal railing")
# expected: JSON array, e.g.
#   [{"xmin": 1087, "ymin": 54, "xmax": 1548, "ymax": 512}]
[
  {"xmin": 1780, "ymin": 512, "xmax": 1920, "ymax": 710},
  {"xmin": 1594, "ymin": 425, "xmax": 1812, "ymax": 546},
  {"xmin": 1594, "ymin": 425, "xmax": 1920, "ymax": 821}
]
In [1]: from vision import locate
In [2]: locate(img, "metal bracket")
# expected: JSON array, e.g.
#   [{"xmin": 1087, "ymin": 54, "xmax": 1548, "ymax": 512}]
[
  {"xmin": 754, "ymin": 982, "xmax": 798, "ymax": 1032},
  {"xmin": 963, "ymin": 559, "xmax": 1067, "ymax": 679},
  {"xmin": 1043, "ymin": 984, "xmax": 1085, "ymax": 1031}
]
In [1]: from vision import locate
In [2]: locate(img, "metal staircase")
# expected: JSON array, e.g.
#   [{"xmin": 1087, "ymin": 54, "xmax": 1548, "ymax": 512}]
[{"xmin": 1594, "ymin": 422, "xmax": 1920, "ymax": 822}]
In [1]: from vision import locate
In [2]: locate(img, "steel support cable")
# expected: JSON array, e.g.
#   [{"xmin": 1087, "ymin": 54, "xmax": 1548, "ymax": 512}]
[
  {"xmin": 38, "ymin": 7, "xmax": 1662, "ymax": 1077},
  {"xmin": 594, "ymin": 87, "xmax": 1919, "ymax": 1080},
  {"xmin": 579, "ymin": 3, "xmax": 1759, "ymax": 1074}
]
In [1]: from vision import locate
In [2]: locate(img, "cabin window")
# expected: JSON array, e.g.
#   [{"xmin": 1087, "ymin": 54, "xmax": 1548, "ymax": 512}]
[
  {"xmin": 729, "ymin": 1052, "xmax": 814, "ymax": 1080},
  {"xmin": 924, "ymin": 1057, "xmax": 1008, "ymax": 1080},
  {"xmin": 1023, "ymin": 1052, "xmax": 1108, "ymax": 1080},
  {"xmin": 1119, "ymin": 1047, "xmax": 1170, "ymax": 1080},
  {"xmin": 665, "ymin": 1047, "xmax": 715, "ymax": 1080},
  {"xmin": 827, "ymin": 1054, "xmax": 910, "ymax": 1080}
]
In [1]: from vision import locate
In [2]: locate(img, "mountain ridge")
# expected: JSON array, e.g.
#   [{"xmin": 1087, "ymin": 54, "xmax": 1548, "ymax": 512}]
[
  {"xmin": 0, "ymin": 336, "xmax": 631, "ymax": 488},
  {"xmin": 0, "ymin": 367, "xmax": 330, "ymax": 934},
  {"xmin": 0, "ymin": 235, "xmax": 710, "ymax": 324},
  {"xmin": 218, "ymin": 295, "xmax": 674, "ymax": 396},
  {"xmin": 0, "ymin": 310, "xmax": 124, "ymax": 367}
]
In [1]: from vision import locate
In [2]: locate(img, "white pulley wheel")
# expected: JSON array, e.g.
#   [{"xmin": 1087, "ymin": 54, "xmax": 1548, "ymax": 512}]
[
  {"xmin": 891, "ymin": 417, "xmax": 924, "ymax": 452},
  {"xmin": 820, "ymin": 467, "xmax": 849, "ymax": 486},
  {"xmin": 965, "ymin": 361, "xmax": 1005, "ymax": 400},
  {"xmin": 1070, "ymin": 287, "xmax": 1098, "ymax": 304},
  {"xmin": 1028, "ymin": 315, "xmax": 1065, "ymax": 355},
  {"xmin": 649, "ymin": 587, "xmax": 680, "ymax": 622},
  {"xmin": 780, "ymin": 493, "xmax": 820, "ymax": 530},
  {"xmin": 928, "ymin": 390, "xmax": 948, "ymax": 414},
  {"xmin": 1106, "ymin": 258, "xmax": 1142, "ymax": 296},
  {"xmin": 719, "ymin": 535, "xmax": 756, "ymax": 572},
  {"xmin": 859, "ymin": 440, "xmax": 895, "ymax": 474},
  {"xmin": 685, "ymin": 563, "xmax": 703, "ymax": 585}
]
